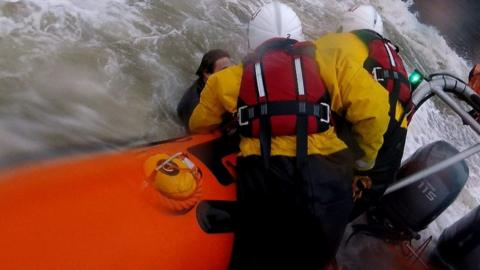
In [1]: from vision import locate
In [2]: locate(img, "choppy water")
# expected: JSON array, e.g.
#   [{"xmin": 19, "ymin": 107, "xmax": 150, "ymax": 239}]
[{"xmin": 0, "ymin": 0, "xmax": 479, "ymax": 257}]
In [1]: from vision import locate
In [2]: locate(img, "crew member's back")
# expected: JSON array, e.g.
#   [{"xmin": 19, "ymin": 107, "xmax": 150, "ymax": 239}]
[{"xmin": 316, "ymin": 4, "xmax": 412, "ymax": 219}]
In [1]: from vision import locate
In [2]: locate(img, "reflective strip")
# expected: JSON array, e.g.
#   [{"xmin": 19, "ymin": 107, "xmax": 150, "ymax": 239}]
[
  {"xmin": 294, "ymin": 58, "xmax": 305, "ymax": 96},
  {"xmin": 255, "ymin": 63, "xmax": 266, "ymax": 98},
  {"xmin": 384, "ymin": 43, "xmax": 396, "ymax": 67}
]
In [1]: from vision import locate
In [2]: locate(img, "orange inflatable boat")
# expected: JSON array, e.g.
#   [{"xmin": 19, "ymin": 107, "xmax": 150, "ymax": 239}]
[
  {"xmin": 0, "ymin": 131, "xmax": 466, "ymax": 270},
  {"xmin": 0, "ymin": 131, "xmax": 237, "ymax": 270}
]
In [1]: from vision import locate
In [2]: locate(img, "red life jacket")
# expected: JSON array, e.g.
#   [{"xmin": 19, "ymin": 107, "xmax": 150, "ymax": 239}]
[
  {"xmin": 353, "ymin": 30, "xmax": 412, "ymax": 124},
  {"xmin": 237, "ymin": 38, "xmax": 331, "ymax": 162},
  {"xmin": 353, "ymin": 30, "xmax": 412, "ymax": 172}
]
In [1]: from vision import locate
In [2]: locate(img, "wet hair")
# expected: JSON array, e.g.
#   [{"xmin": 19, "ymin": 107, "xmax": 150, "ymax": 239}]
[{"xmin": 195, "ymin": 49, "xmax": 230, "ymax": 78}]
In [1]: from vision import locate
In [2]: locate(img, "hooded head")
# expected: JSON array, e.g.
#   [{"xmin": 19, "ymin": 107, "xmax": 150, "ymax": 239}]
[
  {"xmin": 247, "ymin": 1, "xmax": 304, "ymax": 49},
  {"xmin": 339, "ymin": 4, "xmax": 384, "ymax": 36}
]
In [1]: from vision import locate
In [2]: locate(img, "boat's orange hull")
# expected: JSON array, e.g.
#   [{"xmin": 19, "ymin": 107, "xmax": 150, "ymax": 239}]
[
  {"xmin": 0, "ymin": 132, "xmax": 236, "ymax": 270},
  {"xmin": 0, "ymin": 132, "xmax": 451, "ymax": 270}
]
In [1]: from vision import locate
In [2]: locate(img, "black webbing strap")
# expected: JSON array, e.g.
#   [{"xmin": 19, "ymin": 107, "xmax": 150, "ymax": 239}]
[
  {"xmin": 372, "ymin": 67, "xmax": 412, "ymax": 125},
  {"xmin": 389, "ymin": 76, "xmax": 401, "ymax": 119},
  {"xmin": 259, "ymin": 104, "xmax": 271, "ymax": 168},
  {"xmin": 238, "ymin": 101, "xmax": 330, "ymax": 132},
  {"xmin": 296, "ymin": 102, "xmax": 308, "ymax": 167},
  {"xmin": 397, "ymin": 94, "xmax": 415, "ymax": 128},
  {"xmin": 372, "ymin": 68, "xmax": 410, "ymax": 86}
]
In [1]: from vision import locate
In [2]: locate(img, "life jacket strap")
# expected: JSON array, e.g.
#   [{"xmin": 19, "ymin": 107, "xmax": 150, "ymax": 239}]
[
  {"xmin": 372, "ymin": 66, "xmax": 412, "ymax": 123},
  {"xmin": 259, "ymin": 111, "xmax": 272, "ymax": 168},
  {"xmin": 371, "ymin": 67, "xmax": 410, "ymax": 85},
  {"xmin": 238, "ymin": 101, "xmax": 331, "ymax": 130},
  {"xmin": 296, "ymin": 112, "xmax": 308, "ymax": 167}
]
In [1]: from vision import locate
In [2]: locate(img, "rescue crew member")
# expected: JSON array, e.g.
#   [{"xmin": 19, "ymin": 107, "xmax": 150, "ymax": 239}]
[
  {"xmin": 317, "ymin": 4, "xmax": 413, "ymax": 220},
  {"xmin": 189, "ymin": 2, "xmax": 390, "ymax": 269},
  {"xmin": 176, "ymin": 49, "xmax": 232, "ymax": 128}
]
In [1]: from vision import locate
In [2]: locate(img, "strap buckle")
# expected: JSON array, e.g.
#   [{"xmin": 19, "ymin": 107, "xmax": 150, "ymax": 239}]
[
  {"xmin": 320, "ymin": 102, "xmax": 330, "ymax": 123},
  {"xmin": 237, "ymin": 105, "xmax": 249, "ymax": 126},
  {"xmin": 260, "ymin": 103, "xmax": 268, "ymax": 115},
  {"xmin": 372, "ymin": 67, "xmax": 384, "ymax": 82},
  {"xmin": 298, "ymin": 101, "xmax": 307, "ymax": 114}
]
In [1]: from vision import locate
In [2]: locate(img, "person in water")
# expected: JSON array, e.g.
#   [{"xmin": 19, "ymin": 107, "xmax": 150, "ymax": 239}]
[
  {"xmin": 317, "ymin": 4, "xmax": 413, "ymax": 220},
  {"xmin": 176, "ymin": 49, "xmax": 232, "ymax": 128},
  {"xmin": 189, "ymin": 1, "xmax": 390, "ymax": 269}
]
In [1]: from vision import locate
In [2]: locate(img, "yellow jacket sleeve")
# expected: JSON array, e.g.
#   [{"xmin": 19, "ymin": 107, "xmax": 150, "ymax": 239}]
[
  {"xmin": 315, "ymin": 34, "xmax": 390, "ymax": 171},
  {"xmin": 189, "ymin": 65, "xmax": 243, "ymax": 133},
  {"xmin": 342, "ymin": 68, "xmax": 390, "ymax": 170}
]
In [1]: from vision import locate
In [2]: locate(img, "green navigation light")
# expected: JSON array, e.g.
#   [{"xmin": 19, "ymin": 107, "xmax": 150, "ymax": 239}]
[{"xmin": 409, "ymin": 69, "xmax": 424, "ymax": 91}]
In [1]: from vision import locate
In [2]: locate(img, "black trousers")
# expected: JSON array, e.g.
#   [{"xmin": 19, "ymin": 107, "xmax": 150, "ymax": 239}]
[{"xmin": 229, "ymin": 151, "xmax": 353, "ymax": 270}]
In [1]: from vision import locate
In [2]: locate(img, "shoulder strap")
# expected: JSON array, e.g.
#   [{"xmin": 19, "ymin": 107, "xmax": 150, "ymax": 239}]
[
  {"xmin": 353, "ymin": 29, "xmax": 401, "ymax": 54},
  {"xmin": 290, "ymin": 41, "xmax": 317, "ymax": 59},
  {"xmin": 352, "ymin": 29, "xmax": 383, "ymax": 45},
  {"xmin": 243, "ymin": 38, "xmax": 298, "ymax": 64}
]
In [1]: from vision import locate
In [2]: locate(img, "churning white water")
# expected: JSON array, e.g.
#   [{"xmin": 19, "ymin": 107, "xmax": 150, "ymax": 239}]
[{"xmin": 0, "ymin": 0, "xmax": 478, "ymax": 258}]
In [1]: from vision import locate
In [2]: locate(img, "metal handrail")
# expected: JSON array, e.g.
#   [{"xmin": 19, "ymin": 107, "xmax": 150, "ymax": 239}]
[{"xmin": 384, "ymin": 75, "xmax": 480, "ymax": 195}]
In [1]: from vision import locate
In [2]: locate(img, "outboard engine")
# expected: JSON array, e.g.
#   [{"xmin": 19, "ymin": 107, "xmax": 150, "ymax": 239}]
[
  {"xmin": 361, "ymin": 141, "xmax": 469, "ymax": 241},
  {"xmin": 435, "ymin": 206, "xmax": 480, "ymax": 270}
]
